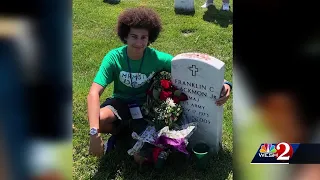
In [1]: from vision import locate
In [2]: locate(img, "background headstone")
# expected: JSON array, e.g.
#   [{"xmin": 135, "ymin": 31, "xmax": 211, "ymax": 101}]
[
  {"xmin": 174, "ymin": 0, "xmax": 195, "ymax": 15},
  {"xmin": 171, "ymin": 53, "xmax": 226, "ymax": 154}
]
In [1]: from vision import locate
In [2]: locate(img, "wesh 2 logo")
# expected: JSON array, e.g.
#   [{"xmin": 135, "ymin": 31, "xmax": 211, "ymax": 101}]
[{"xmin": 259, "ymin": 142, "xmax": 294, "ymax": 160}]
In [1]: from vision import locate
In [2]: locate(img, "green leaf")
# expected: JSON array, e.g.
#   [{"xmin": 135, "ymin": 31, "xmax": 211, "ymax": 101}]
[
  {"xmin": 174, "ymin": 90, "xmax": 182, "ymax": 97},
  {"xmin": 153, "ymin": 89, "xmax": 160, "ymax": 99}
]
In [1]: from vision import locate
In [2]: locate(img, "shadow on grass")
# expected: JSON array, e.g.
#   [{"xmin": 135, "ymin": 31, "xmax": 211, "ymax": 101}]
[
  {"xmin": 92, "ymin": 139, "xmax": 232, "ymax": 180},
  {"xmin": 203, "ymin": 5, "xmax": 233, "ymax": 28},
  {"xmin": 103, "ymin": 0, "xmax": 120, "ymax": 5},
  {"xmin": 174, "ymin": 8, "xmax": 196, "ymax": 16}
]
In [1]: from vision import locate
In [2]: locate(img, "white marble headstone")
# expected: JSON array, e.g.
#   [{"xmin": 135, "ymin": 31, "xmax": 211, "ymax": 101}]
[
  {"xmin": 171, "ymin": 53, "xmax": 225, "ymax": 154},
  {"xmin": 174, "ymin": 0, "xmax": 195, "ymax": 14}
]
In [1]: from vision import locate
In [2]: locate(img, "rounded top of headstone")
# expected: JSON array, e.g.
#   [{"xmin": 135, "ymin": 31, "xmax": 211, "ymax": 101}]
[
  {"xmin": 174, "ymin": 53, "xmax": 212, "ymax": 61},
  {"xmin": 172, "ymin": 52, "xmax": 225, "ymax": 69}
]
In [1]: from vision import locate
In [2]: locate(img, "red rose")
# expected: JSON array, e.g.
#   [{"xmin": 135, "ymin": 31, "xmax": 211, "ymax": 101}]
[
  {"xmin": 152, "ymin": 147, "xmax": 163, "ymax": 163},
  {"xmin": 160, "ymin": 90, "xmax": 172, "ymax": 100},
  {"xmin": 179, "ymin": 93, "xmax": 188, "ymax": 101},
  {"xmin": 173, "ymin": 96, "xmax": 180, "ymax": 104},
  {"xmin": 160, "ymin": 80, "xmax": 172, "ymax": 89}
]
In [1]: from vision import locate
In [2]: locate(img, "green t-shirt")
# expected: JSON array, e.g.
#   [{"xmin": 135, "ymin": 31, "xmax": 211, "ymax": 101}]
[{"xmin": 94, "ymin": 45, "xmax": 173, "ymax": 103}]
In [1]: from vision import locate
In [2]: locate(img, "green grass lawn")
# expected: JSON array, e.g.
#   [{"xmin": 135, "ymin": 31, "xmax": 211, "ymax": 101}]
[{"xmin": 73, "ymin": 0, "xmax": 233, "ymax": 179}]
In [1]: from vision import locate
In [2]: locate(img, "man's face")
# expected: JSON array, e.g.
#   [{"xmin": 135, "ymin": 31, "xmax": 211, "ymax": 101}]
[{"xmin": 125, "ymin": 28, "xmax": 149, "ymax": 54}]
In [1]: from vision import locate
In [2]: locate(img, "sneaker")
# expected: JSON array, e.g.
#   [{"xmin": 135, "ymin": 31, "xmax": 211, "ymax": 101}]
[
  {"xmin": 201, "ymin": 2, "xmax": 214, "ymax": 8},
  {"xmin": 222, "ymin": 3, "xmax": 230, "ymax": 11},
  {"xmin": 104, "ymin": 135, "xmax": 117, "ymax": 153}
]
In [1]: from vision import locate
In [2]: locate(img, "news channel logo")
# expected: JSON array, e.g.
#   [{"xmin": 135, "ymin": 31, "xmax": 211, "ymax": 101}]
[{"xmin": 251, "ymin": 142, "xmax": 295, "ymax": 164}]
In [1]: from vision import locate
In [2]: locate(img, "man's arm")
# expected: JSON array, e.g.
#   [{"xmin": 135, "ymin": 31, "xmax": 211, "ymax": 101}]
[
  {"xmin": 88, "ymin": 51, "xmax": 116, "ymax": 130},
  {"xmin": 87, "ymin": 83, "xmax": 105, "ymax": 129}
]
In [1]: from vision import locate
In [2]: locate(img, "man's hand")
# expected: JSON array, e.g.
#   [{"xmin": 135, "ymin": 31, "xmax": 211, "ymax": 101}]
[
  {"xmin": 216, "ymin": 84, "xmax": 231, "ymax": 106},
  {"xmin": 89, "ymin": 134, "xmax": 104, "ymax": 157}
]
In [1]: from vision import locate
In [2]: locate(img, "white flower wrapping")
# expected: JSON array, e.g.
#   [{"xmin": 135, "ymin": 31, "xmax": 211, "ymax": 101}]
[{"xmin": 127, "ymin": 123, "xmax": 198, "ymax": 156}]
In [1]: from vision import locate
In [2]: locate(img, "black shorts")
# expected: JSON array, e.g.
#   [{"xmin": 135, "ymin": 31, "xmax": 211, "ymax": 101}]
[
  {"xmin": 100, "ymin": 98, "xmax": 131, "ymax": 135},
  {"xmin": 100, "ymin": 98, "xmax": 131, "ymax": 122},
  {"xmin": 100, "ymin": 97, "xmax": 154, "ymax": 159},
  {"xmin": 101, "ymin": 97, "xmax": 148, "ymax": 132}
]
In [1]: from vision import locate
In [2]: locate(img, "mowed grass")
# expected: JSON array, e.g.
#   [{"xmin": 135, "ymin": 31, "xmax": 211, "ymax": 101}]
[{"xmin": 73, "ymin": 0, "xmax": 233, "ymax": 179}]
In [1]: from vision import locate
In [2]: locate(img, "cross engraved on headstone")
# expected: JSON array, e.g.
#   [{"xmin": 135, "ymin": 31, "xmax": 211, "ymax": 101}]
[{"xmin": 189, "ymin": 65, "xmax": 198, "ymax": 76}]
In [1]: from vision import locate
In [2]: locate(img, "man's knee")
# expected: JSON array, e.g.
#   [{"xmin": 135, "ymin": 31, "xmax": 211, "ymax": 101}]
[
  {"xmin": 99, "ymin": 107, "xmax": 116, "ymax": 123},
  {"xmin": 99, "ymin": 107, "xmax": 117, "ymax": 133}
]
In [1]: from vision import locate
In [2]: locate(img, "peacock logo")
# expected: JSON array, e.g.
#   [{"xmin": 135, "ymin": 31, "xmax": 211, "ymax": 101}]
[{"xmin": 260, "ymin": 144, "xmax": 277, "ymax": 153}]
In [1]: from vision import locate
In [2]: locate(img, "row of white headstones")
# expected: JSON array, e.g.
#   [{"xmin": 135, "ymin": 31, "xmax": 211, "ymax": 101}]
[{"xmin": 171, "ymin": 53, "xmax": 226, "ymax": 154}]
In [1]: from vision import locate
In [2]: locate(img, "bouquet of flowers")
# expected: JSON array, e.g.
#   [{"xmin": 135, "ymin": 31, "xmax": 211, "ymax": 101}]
[
  {"xmin": 127, "ymin": 71, "xmax": 198, "ymax": 164},
  {"xmin": 141, "ymin": 71, "xmax": 188, "ymax": 130}
]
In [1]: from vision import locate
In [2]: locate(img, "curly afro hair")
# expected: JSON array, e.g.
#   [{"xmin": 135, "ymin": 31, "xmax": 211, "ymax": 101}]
[{"xmin": 117, "ymin": 7, "xmax": 162, "ymax": 45}]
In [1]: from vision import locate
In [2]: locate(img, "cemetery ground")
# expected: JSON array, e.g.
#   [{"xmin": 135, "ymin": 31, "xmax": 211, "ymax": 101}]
[{"xmin": 73, "ymin": 0, "xmax": 233, "ymax": 179}]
